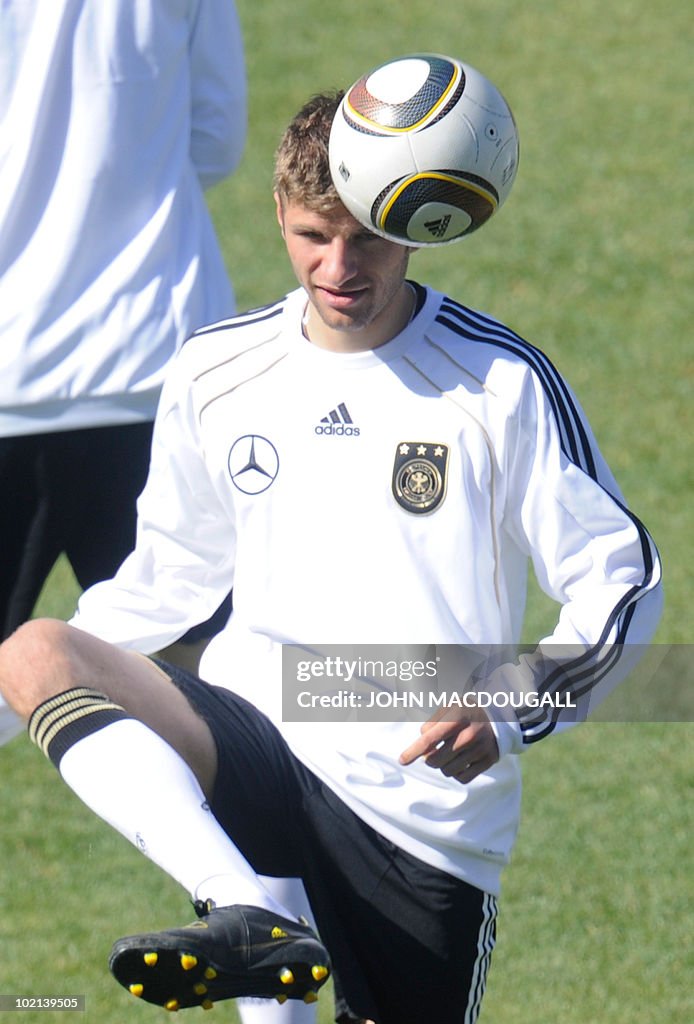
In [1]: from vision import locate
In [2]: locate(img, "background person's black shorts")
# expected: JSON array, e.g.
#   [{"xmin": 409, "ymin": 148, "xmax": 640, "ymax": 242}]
[
  {"xmin": 0, "ymin": 425, "xmax": 231, "ymax": 644},
  {"xmin": 162, "ymin": 659, "xmax": 498, "ymax": 1024},
  {"xmin": 0, "ymin": 424, "xmax": 154, "ymax": 637}
]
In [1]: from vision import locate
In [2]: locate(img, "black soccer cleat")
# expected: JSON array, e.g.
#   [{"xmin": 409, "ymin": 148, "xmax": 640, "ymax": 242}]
[{"xmin": 109, "ymin": 900, "xmax": 331, "ymax": 1011}]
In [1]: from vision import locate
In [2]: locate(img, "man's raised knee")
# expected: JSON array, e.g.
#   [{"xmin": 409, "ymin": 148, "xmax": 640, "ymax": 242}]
[{"xmin": 0, "ymin": 618, "xmax": 84, "ymax": 719}]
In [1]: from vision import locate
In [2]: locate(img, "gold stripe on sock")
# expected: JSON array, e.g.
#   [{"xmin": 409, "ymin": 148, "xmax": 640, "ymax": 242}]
[{"xmin": 28, "ymin": 688, "xmax": 126, "ymax": 761}]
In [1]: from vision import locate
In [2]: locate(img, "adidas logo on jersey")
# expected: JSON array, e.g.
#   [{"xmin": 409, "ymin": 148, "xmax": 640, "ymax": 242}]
[{"xmin": 315, "ymin": 402, "xmax": 360, "ymax": 436}]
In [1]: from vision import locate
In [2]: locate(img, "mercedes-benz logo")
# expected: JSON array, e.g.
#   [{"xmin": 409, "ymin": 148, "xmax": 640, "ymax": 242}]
[{"xmin": 228, "ymin": 435, "xmax": 279, "ymax": 494}]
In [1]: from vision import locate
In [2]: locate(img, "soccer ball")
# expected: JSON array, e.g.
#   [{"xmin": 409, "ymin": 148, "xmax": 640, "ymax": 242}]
[{"xmin": 328, "ymin": 53, "xmax": 519, "ymax": 246}]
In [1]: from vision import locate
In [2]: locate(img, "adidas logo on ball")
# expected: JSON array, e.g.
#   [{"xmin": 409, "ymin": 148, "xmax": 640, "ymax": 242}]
[{"xmin": 425, "ymin": 214, "xmax": 452, "ymax": 238}]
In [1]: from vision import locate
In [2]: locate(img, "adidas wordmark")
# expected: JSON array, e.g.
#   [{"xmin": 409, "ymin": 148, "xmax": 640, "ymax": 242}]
[{"xmin": 315, "ymin": 402, "xmax": 360, "ymax": 437}]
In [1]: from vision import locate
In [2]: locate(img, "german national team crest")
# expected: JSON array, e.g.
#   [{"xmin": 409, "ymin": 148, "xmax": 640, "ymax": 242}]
[{"xmin": 392, "ymin": 442, "xmax": 449, "ymax": 514}]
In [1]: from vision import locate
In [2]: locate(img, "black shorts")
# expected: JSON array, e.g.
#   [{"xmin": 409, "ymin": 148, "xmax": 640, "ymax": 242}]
[
  {"xmin": 0, "ymin": 426, "xmax": 230, "ymax": 644},
  {"xmin": 163, "ymin": 661, "xmax": 498, "ymax": 1024},
  {"xmin": 0, "ymin": 424, "xmax": 153, "ymax": 637}
]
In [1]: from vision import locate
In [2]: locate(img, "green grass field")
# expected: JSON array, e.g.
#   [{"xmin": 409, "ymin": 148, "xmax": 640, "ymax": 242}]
[{"xmin": 1, "ymin": 2, "xmax": 692, "ymax": 1021}]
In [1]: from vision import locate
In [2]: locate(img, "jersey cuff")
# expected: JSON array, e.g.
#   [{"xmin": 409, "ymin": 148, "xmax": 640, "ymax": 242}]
[{"xmin": 490, "ymin": 717, "xmax": 523, "ymax": 759}]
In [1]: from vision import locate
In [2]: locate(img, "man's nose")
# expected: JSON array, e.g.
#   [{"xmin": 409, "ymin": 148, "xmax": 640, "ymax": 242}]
[{"xmin": 324, "ymin": 237, "xmax": 358, "ymax": 283}]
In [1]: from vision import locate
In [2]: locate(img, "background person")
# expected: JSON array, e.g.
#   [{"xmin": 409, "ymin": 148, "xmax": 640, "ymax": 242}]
[{"xmin": 0, "ymin": 0, "xmax": 245, "ymax": 647}]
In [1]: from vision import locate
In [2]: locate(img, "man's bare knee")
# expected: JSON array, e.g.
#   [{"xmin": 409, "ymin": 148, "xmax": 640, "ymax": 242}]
[
  {"xmin": 0, "ymin": 618, "xmax": 217, "ymax": 796},
  {"xmin": 0, "ymin": 618, "xmax": 80, "ymax": 718}
]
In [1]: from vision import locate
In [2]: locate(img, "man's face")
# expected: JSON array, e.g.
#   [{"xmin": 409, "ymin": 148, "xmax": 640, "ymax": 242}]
[{"xmin": 276, "ymin": 196, "xmax": 414, "ymax": 351}]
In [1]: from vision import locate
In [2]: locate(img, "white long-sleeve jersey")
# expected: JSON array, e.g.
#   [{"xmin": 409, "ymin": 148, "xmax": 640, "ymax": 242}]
[
  {"xmin": 71, "ymin": 284, "xmax": 662, "ymax": 895},
  {"xmin": 0, "ymin": 0, "xmax": 246, "ymax": 436}
]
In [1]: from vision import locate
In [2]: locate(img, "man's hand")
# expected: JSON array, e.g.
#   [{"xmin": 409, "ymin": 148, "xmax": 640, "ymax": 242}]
[{"xmin": 399, "ymin": 705, "xmax": 500, "ymax": 784}]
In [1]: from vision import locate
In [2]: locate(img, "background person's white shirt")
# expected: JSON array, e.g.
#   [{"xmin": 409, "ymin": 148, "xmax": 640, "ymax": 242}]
[{"xmin": 0, "ymin": 0, "xmax": 247, "ymax": 436}]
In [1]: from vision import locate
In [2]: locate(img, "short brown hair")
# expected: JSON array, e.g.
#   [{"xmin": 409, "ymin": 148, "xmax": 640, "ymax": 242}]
[{"xmin": 273, "ymin": 91, "xmax": 345, "ymax": 213}]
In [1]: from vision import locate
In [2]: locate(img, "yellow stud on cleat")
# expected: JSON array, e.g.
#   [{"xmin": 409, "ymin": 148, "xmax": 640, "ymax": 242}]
[
  {"xmin": 279, "ymin": 968, "xmax": 295, "ymax": 986},
  {"xmin": 164, "ymin": 998, "xmax": 180, "ymax": 1012},
  {"xmin": 271, "ymin": 926, "xmax": 288, "ymax": 939},
  {"xmin": 128, "ymin": 984, "xmax": 144, "ymax": 998},
  {"xmin": 201, "ymin": 1000, "xmax": 214, "ymax": 1011},
  {"xmin": 304, "ymin": 990, "xmax": 319, "ymax": 1004},
  {"xmin": 311, "ymin": 965, "xmax": 329, "ymax": 982},
  {"xmin": 180, "ymin": 953, "xmax": 198, "ymax": 971},
  {"xmin": 204, "ymin": 967, "xmax": 217, "ymax": 980},
  {"xmin": 275, "ymin": 995, "xmax": 288, "ymax": 1005},
  {"xmin": 144, "ymin": 952, "xmax": 158, "ymax": 967},
  {"xmin": 193, "ymin": 983, "xmax": 208, "ymax": 996}
]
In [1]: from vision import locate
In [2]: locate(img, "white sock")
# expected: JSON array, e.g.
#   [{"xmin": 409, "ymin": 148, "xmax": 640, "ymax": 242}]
[{"xmin": 58, "ymin": 718, "xmax": 292, "ymax": 918}]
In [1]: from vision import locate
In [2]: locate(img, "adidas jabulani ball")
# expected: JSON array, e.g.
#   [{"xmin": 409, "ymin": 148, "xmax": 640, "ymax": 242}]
[{"xmin": 329, "ymin": 53, "xmax": 519, "ymax": 246}]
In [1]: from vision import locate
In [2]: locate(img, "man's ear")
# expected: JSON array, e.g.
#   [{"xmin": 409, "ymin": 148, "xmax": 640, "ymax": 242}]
[{"xmin": 274, "ymin": 193, "xmax": 285, "ymax": 238}]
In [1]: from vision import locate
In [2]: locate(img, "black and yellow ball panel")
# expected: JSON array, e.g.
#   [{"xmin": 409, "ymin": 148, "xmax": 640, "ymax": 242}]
[
  {"xmin": 344, "ymin": 55, "xmax": 464, "ymax": 134},
  {"xmin": 372, "ymin": 172, "xmax": 498, "ymax": 241}
]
